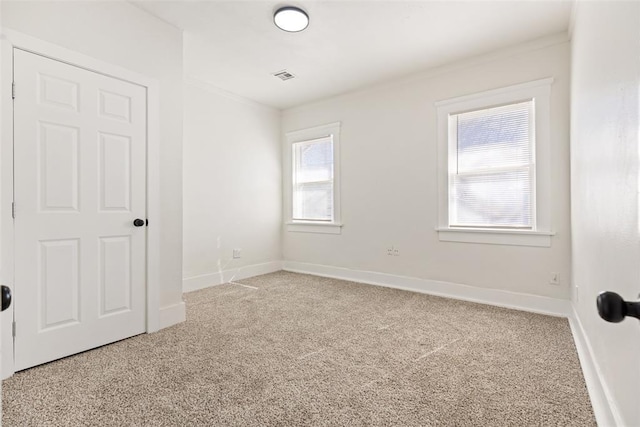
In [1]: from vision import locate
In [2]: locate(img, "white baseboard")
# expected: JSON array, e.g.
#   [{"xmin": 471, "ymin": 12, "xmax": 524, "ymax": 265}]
[
  {"xmin": 158, "ymin": 301, "xmax": 186, "ymax": 330},
  {"xmin": 182, "ymin": 261, "xmax": 283, "ymax": 293},
  {"xmin": 282, "ymin": 261, "xmax": 571, "ymax": 317},
  {"xmin": 569, "ymin": 308, "xmax": 621, "ymax": 427}
]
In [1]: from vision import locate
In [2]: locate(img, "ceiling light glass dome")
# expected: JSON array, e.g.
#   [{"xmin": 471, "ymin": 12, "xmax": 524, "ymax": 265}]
[{"xmin": 274, "ymin": 7, "xmax": 309, "ymax": 32}]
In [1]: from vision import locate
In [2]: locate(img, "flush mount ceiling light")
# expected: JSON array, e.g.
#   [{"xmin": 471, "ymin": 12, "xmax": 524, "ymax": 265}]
[{"xmin": 274, "ymin": 6, "xmax": 309, "ymax": 32}]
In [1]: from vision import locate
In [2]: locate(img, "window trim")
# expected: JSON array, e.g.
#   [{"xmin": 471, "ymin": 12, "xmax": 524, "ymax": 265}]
[
  {"xmin": 435, "ymin": 78, "xmax": 554, "ymax": 247},
  {"xmin": 284, "ymin": 122, "xmax": 342, "ymax": 234}
]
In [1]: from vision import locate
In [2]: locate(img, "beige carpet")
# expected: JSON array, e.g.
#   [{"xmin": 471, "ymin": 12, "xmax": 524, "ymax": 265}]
[{"xmin": 3, "ymin": 271, "xmax": 595, "ymax": 426}]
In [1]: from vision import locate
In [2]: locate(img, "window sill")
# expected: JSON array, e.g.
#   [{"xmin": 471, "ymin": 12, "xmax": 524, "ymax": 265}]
[
  {"xmin": 436, "ymin": 227, "xmax": 554, "ymax": 247},
  {"xmin": 286, "ymin": 222, "xmax": 343, "ymax": 235}
]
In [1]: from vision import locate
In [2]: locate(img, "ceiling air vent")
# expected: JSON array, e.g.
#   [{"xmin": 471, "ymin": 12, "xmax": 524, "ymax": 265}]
[{"xmin": 273, "ymin": 70, "xmax": 295, "ymax": 81}]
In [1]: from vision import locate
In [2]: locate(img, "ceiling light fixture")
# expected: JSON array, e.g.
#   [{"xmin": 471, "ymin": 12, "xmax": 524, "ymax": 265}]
[{"xmin": 274, "ymin": 6, "xmax": 309, "ymax": 32}]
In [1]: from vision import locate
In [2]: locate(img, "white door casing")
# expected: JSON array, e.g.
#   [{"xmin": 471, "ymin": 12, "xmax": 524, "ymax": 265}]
[{"xmin": 13, "ymin": 49, "xmax": 147, "ymax": 370}]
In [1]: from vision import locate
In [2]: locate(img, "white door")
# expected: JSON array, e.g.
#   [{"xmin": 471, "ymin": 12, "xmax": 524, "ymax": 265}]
[{"xmin": 13, "ymin": 49, "xmax": 147, "ymax": 371}]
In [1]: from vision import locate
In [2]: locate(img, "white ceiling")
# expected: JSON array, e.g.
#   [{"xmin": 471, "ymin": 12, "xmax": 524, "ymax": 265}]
[{"xmin": 132, "ymin": 0, "xmax": 573, "ymax": 110}]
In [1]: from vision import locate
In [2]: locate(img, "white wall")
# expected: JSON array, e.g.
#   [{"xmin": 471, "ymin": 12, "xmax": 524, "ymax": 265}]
[
  {"xmin": 282, "ymin": 37, "xmax": 571, "ymax": 299},
  {"xmin": 182, "ymin": 77, "xmax": 282, "ymax": 291},
  {"xmin": 570, "ymin": 2, "xmax": 640, "ymax": 425},
  {"xmin": 0, "ymin": 0, "xmax": 184, "ymax": 307}
]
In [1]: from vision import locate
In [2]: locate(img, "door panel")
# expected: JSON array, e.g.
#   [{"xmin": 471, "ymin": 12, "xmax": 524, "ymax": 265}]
[
  {"xmin": 39, "ymin": 239, "xmax": 80, "ymax": 330},
  {"xmin": 39, "ymin": 73, "xmax": 79, "ymax": 111},
  {"xmin": 98, "ymin": 90, "xmax": 131, "ymax": 122},
  {"xmin": 38, "ymin": 122, "xmax": 80, "ymax": 211},
  {"xmin": 13, "ymin": 49, "xmax": 147, "ymax": 370},
  {"xmin": 99, "ymin": 132, "xmax": 131, "ymax": 211},
  {"xmin": 99, "ymin": 236, "xmax": 132, "ymax": 316}
]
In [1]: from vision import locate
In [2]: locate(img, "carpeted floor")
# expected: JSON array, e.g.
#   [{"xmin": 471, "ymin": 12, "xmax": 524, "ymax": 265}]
[{"xmin": 3, "ymin": 271, "xmax": 595, "ymax": 426}]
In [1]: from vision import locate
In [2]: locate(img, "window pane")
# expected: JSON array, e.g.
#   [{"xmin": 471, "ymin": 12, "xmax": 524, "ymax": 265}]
[
  {"xmin": 457, "ymin": 101, "xmax": 532, "ymax": 172},
  {"xmin": 295, "ymin": 139, "xmax": 333, "ymax": 183},
  {"xmin": 293, "ymin": 181, "xmax": 333, "ymax": 221},
  {"xmin": 450, "ymin": 169, "xmax": 531, "ymax": 228}
]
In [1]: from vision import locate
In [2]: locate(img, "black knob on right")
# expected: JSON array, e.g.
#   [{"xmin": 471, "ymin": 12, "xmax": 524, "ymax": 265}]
[
  {"xmin": 597, "ymin": 291, "xmax": 640, "ymax": 323},
  {"xmin": 133, "ymin": 218, "xmax": 145, "ymax": 227}
]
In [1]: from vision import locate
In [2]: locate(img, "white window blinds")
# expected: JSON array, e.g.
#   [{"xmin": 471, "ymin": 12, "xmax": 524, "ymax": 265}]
[
  {"xmin": 292, "ymin": 136, "xmax": 334, "ymax": 221},
  {"xmin": 449, "ymin": 100, "xmax": 535, "ymax": 229}
]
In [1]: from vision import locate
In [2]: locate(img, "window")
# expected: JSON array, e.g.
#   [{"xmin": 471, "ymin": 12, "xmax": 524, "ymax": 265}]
[
  {"xmin": 436, "ymin": 79, "xmax": 554, "ymax": 247},
  {"xmin": 285, "ymin": 122, "xmax": 341, "ymax": 234},
  {"xmin": 449, "ymin": 101, "xmax": 534, "ymax": 229},
  {"xmin": 292, "ymin": 137, "xmax": 334, "ymax": 221}
]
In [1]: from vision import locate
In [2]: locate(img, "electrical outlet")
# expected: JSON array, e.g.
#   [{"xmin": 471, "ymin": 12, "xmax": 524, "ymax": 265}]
[
  {"xmin": 233, "ymin": 248, "xmax": 242, "ymax": 259},
  {"xmin": 387, "ymin": 246, "xmax": 400, "ymax": 256},
  {"xmin": 549, "ymin": 272, "xmax": 560, "ymax": 285}
]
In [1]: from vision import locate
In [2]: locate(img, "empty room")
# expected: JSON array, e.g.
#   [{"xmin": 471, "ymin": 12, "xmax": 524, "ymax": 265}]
[{"xmin": 0, "ymin": 0, "xmax": 638, "ymax": 425}]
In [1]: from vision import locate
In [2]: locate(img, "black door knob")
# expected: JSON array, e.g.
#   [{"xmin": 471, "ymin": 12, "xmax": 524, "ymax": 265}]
[
  {"xmin": 597, "ymin": 291, "xmax": 640, "ymax": 323},
  {"xmin": 1, "ymin": 286, "xmax": 11, "ymax": 312},
  {"xmin": 133, "ymin": 218, "xmax": 145, "ymax": 227}
]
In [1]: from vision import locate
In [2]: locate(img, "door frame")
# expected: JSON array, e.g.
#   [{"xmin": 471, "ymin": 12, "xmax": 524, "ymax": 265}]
[{"xmin": 0, "ymin": 30, "xmax": 162, "ymax": 378}]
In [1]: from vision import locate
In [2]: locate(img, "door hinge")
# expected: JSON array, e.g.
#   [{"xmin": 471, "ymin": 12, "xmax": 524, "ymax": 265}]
[
  {"xmin": 12, "ymin": 321, "xmax": 16, "ymax": 337},
  {"xmin": 11, "ymin": 82, "xmax": 15, "ymax": 99},
  {"xmin": 11, "ymin": 202, "xmax": 15, "ymax": 219}
]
